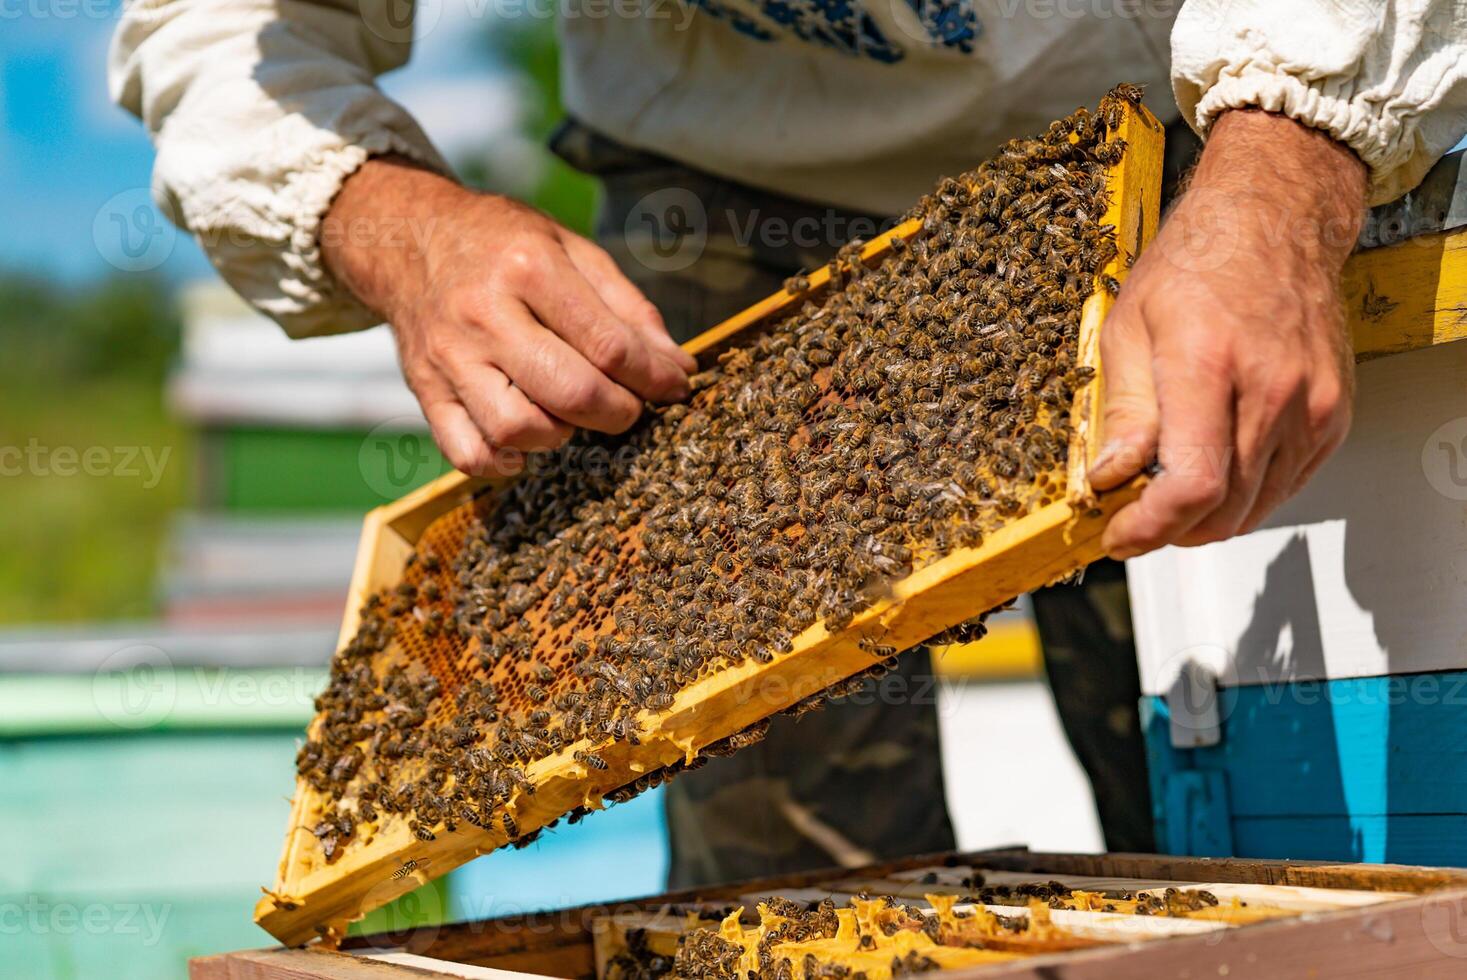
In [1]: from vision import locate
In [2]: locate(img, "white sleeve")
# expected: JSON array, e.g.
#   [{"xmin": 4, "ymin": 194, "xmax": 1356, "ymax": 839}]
[
  {"xmin": 109, "ymin": 0, "xmax": 452, "ymax": 337},
  {"xmin": 1172, "ymin": 0, "xmax": 1467, "ymax": 206}
]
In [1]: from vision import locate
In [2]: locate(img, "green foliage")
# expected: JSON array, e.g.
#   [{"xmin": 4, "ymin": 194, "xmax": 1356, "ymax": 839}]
[
  {"xmin": 0, "ymin": 272, "xmax": 181, "ymax": 383},
  {"xmin": 0, "ymin": 271, "xmax": 188, "ymax": 623},
  {"xmin": 455, "ymin": 17, "xmax": 600, "ymax": 234}
]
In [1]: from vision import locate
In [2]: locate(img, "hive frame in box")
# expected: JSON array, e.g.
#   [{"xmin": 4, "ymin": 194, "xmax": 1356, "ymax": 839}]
[
  {"xmin": 211, "ymin": 850, "xmax": 1467, "ymax": 977},
  {"xmin": 254, "ymin": 101, "xmax": 1167, "ymax": 945}
]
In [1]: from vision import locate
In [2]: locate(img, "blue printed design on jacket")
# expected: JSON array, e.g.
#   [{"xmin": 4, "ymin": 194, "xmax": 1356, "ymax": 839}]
[
  {"xmin": 901, "ymin": 0, "xmax": 980, "ymax": 53},
  {"xmin": 687, "ymin": 0, "xmax": 981, "ymax": 61}
]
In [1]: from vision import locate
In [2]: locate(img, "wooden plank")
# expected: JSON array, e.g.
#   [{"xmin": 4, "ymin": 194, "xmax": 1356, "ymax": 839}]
[
  {"xmin": 974, "ymin": 848, "xmax": 1467, "ymax": 894},
  {"xmin": 213, "ymin": 851, "xmax": 1467, "ymax": 976},
  {"xmin": 843, "ymin": 868, "xmax": 1406, "ymax": 913},
  {"xmin": 1067, "ymin": 100, "xmax": 1165, "ymax": 506},
  {"xmin": 1344, "ymin": 226, "xmax": 1467, "ymax": 359},
  {"xmin": 355, "ymin": 849, "xmax": 1459, "ymax": 967},
  {"xmin": 948, "ymin": 888, "xmax": 1467, "ymax": 980},
  {"xmin": 358, "ymin": 952, "xmax": 551, "ymax": 979},
  {"xmin": 967, "ymin": 903, "xmax": 1225, "ymax": 940},
  {"xmin": 189, "ymin": 948, "xmax": 452, "ymax": 979}
]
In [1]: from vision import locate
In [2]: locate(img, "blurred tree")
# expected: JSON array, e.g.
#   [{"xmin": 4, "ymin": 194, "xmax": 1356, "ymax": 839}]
[
  {"xmin": 0, "ymin": 272, "xmax": 180, "ymax": 382},
  {"xmin": 455, "ymin": 17, "xmax": 599, "ymax": 233},
  {"xmin": 0, "ymin": 271, "xmax": 187, "ymax": 623}
]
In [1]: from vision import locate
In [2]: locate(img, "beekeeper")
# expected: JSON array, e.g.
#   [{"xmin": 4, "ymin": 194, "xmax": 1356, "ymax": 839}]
[{"xmin": 111, "ymin": 0, "xmax": 1467, "ymax": 885}]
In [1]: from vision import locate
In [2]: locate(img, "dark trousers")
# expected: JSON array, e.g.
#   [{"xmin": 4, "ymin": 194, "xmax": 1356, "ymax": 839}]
[{"xmin": 553, "ymin": 117, "xmax": 1182, "ymax": 884}]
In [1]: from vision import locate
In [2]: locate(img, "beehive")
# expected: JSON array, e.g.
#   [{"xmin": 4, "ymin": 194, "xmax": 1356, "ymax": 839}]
[
  {"xmin": 590, "ymin": 856, "xmax": 1425, "ymax": 980},
  {"xmin": 255, "ymin": 94, "xmax": 1166, "ymax": 945}
]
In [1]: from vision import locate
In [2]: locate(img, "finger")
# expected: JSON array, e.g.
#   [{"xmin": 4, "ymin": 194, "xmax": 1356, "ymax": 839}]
[
  {"xmin": 523, "ymin": 243, "xmax": 691, "ymax": 403},
  {"xmin": 1236, "ymin": 445, "xmax": 1302, "ymax": 536},
  {"xmin": 1286, "ymin": 421, "xmax": 1346, "ymax": 503},
  {"xmin": 559, "ymin": 232, "xmax": 698, "ymax": 374},
  {"xmin": 445, "ymin": 360, "xmax": 574, "ymax": 453},
  {"xmin": 480, "ymin": 299, "xmax": 645, "ymax": 433},
  {"xmin": 1173, "ymin": 390, "xmax": 1292, "ymax": 547},
  {"xmin": 1287, "ymin": 364, "xmax": 1353, "ymax": 499},
  {"xmin": 1088, "ymin": 296, "xmax": 1159, "ymax": 490},
  {"xmin": 420, "ymin": 393, "xmax": 523, "ymax": 477},
  {"xmin": 1102, "ymin": 339, "xmax": 1234, "ymax": 559},
  {"xmin": 1239, "ymin": 395, "xmax": 1348, "ymax": 535}
]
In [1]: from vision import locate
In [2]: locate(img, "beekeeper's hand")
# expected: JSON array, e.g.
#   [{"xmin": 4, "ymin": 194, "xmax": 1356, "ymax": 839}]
[
  {"xmin": 321, "ymin": 156, "xmax": 695, "ymax": 476},
  {"xmin": 1088, "ymin": 109, "xmax": 1366, "ymax": 558}
]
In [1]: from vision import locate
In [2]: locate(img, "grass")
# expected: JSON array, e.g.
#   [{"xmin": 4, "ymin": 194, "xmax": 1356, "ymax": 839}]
[{"xmin": 0, "ymin": 377, "xmax": 192, "ymax": 624}]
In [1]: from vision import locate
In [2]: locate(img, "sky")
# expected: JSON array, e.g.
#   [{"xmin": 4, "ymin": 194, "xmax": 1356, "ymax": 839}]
[{"xmin": 0, "ymin": 0, "xmax": 521, "ymax": 283}]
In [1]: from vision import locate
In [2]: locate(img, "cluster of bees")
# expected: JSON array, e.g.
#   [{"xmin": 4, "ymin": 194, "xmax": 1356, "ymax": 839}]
[
  {"xmin": 673, "ymin": 896, "xmax": 993, "ymax": 980},
  {"xmin": 657, "ymin": 882, "xmax": 1227, "ymax": 980},
  {"xmin": 958, "ymin": 876, "xmax": 1221, "ymax": 916},
  {"xmin": 294, "ymin": 87, "xmax": 1141, "ymax": 862}
]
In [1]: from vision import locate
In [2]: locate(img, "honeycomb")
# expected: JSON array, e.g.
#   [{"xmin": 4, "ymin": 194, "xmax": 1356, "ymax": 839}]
[{"xmin": 291, "ymin": 87, "xmax": 1144, "ymax": 865}]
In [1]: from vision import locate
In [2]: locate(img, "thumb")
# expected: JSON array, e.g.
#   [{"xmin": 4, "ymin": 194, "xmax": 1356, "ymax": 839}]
[{"xmin": 1088, "ymin": 298, "xmax": 1159, "ymax": 490}]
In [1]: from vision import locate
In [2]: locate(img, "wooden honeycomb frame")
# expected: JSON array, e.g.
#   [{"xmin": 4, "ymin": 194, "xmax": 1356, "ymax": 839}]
[{"xmin": 255, "ymin": 100, "xmax": 1167, "ymax": 946}]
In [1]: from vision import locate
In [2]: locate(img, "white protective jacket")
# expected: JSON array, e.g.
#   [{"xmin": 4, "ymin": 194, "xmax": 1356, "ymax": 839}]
[{"xmin": 110, "ymin": 0, "xmax": 1467, "ymax": 338}]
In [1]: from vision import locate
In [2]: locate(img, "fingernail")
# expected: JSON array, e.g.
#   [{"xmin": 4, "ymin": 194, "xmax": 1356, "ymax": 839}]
[{"xmin": 1090, "ymin": 439, "xmax": 1122, "ymax": 475}]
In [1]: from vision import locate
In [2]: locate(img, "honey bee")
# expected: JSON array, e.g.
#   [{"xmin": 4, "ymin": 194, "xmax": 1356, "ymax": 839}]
[{"xmin": 304, "ymin": 91, "xmax": 1126, "ymax": 856}]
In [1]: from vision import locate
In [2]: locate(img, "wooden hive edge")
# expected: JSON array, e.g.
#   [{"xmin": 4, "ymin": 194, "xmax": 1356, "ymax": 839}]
[
  {"xmin": 257, "ymin": 99, "xmax": 1164, "ymax": 945},
  {"xmin": 1066, "ymin": 101, "xmax": 1164, "ymax": 507},
  {"xmin": 1344, "ymin": 224, "xmax": 1467, "ymax": 359}
]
